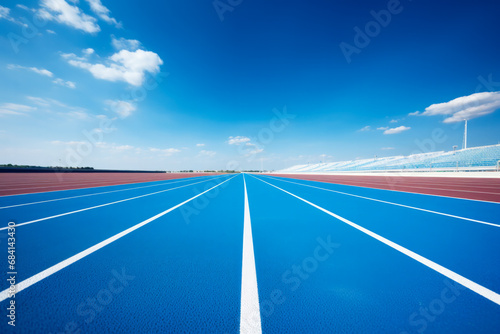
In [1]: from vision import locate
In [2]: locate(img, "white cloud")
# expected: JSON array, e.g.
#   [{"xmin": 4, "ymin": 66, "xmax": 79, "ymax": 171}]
[
  {"xmin": 227, "ymin": 136, "xmax": 264, "ymax": 156},
  {"xmin": 66, "ymin": 110, "xmax": 89, "ymax": 119},
  {"xmin": 112, "ymin": 36, "xmax": 140, "ymax": 51},
  {"xmin": 0, "ymin": 5, "xmax": 14, "ymax": 21},
  {"xmin": 85, "ymin": 0, "xmax": 121, "ymax": 27},
  {"xmin": 46, "ymin": 29, "xmax": 56, "ymax": 34},
  {"xmin": 247, "ymin": 146, "xmax": 263, "ymax": 155},
  {"xmin": 228, "ymin": 136, "xmax": 251, "ymax": 145},
  {"xmin": 51, "ymin": 140, "xmax": 87, "ymax": 146},
  {"xmin": 39, "ymin": 0, "xmax": 100, "ymax": 34},
  {"xmin": 319, "ymin": 154, "xmax": 334, "ymax": 161},
  {"xmin": 8, "ymin": 64, "xmax": 76, "ymax": 89},
  {"xmin": 0, "ymin": 103, "xmax": 36, "ymax": 116},
  {"xmin": 7, "ymin": 64, "xmax": 54, "ymax": 77},
  {"xmin": 381, "ymin": 147, "xmax": 395, "ymax": 150},
  {"xmin": 83, "ymin": 48, "xmax": 94, "ymax": 56},
  {"xmin": 408, "ymin": 111, "xmax": 420, "ymax": 116},
  {"xmin": 64, "ymin": 49, "xmax": 163, "ymax": 86},
  {"xmin": 376, "ymin": 126, "xmax": 388, "ymax": 130},
  {"xmin": 53, "ymin": 141, "xmax": 134, "ymax": 152},
  {"xmin": 96, "ymin": 142, "xmax": 134, "ymax": 151},
  {"xmin": 26, "ymin": 96, "xmax": 89, "ymax": 119},
  {"xmin": 390, "ymin": 119, "xmax": 398, "ymax": 123},
  {"xmin": 0, "ymin": 5, "xmax": 28, "ymax": 26},
  {"xmin": 16, "ymin": 4, "xmax": 32, "ymax": 11},
  {"xmin": 105, "ymin": 100, "xmax": 136, "ymax": 118},
  {"xmin": 53, "ymin": 78, "xmax": 76, "ymax": 88},
  {"xmin": 196, "ymin": 143, "xmax": 205, "ymax": 147},
  {"xmin": 383, "ymin": 126, "xmax": 411, "ymax": 135},
  {"xmin": 412, "ymin": 91, "xmax": 500, "ymax": 123},
  {"xmin": 149, "ymin": 147, "xmax": 181, "ymax": 156},
  {"xmin": 0, "ymin": 5, "xmax": 9, "ymax": 17},
  {"xmin": 198, "ymin": 150, "xmax": 216, "ymax": 157},
  {"xmin": 358, "ymin": 125, "xmax": 371, "ymax": 132},
  {"xmin": 27, "ymin": 96, "xmax": 53, "ymax": 107}
]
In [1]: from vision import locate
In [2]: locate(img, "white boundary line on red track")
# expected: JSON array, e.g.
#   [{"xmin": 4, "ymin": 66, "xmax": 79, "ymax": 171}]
[
  {"xmin": 0, "ymin": 175, "xmax": 218, "ymax": 210},
  {"xmin": 240, "ymin": 175, "xmax": 262, "ymax": 334},
  {"xmin": 265, "ymin": 174, "xmax": 500, "ymax": 204},
  {"xmin": 0, "ymin": 179, "xmax": 175, "ymax": 192},
  {"xmin": 0, "ymin": 176, "xmax": 230, "ymax": 231},
  {"xmin": 258, "ymin": 175, "xmax": 500, "ymax": 228},
  {"xmin": 0, "ymin": 174, "xmax": 215, "ymax": 197},
  {"xmin": 0, "ymin": 175, "xmax": 237, "ymax": 303},
  {"xmin": 250, "ymin": 175, "xmax": 500, "ymax": 306},
  {"xmin": 273, "ymin": 176, "xmax": 500, "ymax": 190}
]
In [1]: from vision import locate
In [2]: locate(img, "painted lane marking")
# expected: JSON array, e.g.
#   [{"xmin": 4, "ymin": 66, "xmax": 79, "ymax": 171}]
[
  {"xmin": 0, "ymin": 175, "xmax": 221, "ymax": 210},
  {"xmin": 260, "ymin": 175, "xmax": 500, "ymax": 228},
  {"xmin": 0, "ymin": 175, "xmax": 237, "ymax": 302},
  {"xmin": 268, "ymin": 174, "xmax": 500, "ymax": 204},
  {"xmin": 0, "ymin": 174, "xmax": 223, "ymax": 197},
  {"xmin": 0, "ymin": 176, "xmax": 230, "ymax": 231},
  {"xmin": 240, "ymin": 174, "xmax": 262, "ymax": 334},
  {"xmin": 251, "ymin": 175, "xmax": 500, "ymax": 306}
]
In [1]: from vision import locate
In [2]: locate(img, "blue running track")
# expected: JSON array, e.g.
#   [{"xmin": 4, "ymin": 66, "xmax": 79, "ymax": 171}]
[{"xmin": 0, "ymin": 173, "xmax": 499, "ymax": 333}]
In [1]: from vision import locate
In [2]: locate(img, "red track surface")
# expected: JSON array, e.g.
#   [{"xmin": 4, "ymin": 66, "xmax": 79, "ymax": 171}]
[
  {"xmin": 0, "ymin": 173, "xmax": 220, "ymax": 196},
  {"xmin": 268, "ymin": 174, "xmax": 500, "ymax": 203}
]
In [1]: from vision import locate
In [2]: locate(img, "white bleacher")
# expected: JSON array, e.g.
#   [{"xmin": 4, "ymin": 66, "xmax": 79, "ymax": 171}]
[{"xmin": 276, "ymin": 144, "xmax": 500, "ymax": 173}]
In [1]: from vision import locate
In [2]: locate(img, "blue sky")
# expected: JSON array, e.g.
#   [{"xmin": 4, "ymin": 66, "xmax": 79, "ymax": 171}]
[{"xmin": 1, "ymin": 0, "xmax": 499, "ymax": 171}]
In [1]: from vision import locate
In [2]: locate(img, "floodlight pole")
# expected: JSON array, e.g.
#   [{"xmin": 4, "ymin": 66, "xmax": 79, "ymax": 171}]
[{"xmin": 462, "ymin": 119, "xmax": 468, "ymax": 149}]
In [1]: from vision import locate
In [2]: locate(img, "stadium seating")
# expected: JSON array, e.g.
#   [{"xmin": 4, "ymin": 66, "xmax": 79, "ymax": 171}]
[{"xmin": 278, "ymin": 144, "xmax": 500, "ymax": 173}]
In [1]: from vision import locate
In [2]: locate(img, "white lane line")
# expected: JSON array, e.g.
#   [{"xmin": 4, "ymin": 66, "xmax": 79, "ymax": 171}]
[
  {"xmin": 268, "ymin": 175, "xmax": 500, "ymax": 204},
  {"xmin": 251, "ymin": 175, "xmax": 500, "ymax": 306},
  {"xmin": 259, "ymin": 175, "xmax": 500, "ymax": 228},
  {"xmin": 0, "ymin": 178, "xmax": 167, "ymax": 192},
  {"xmin": 0, "ymin": 175, "xmax": 237, "ymax": 303},
  {"xmin": 0, "ymin": 174, "xmax": 217, "ymax": 198},
  {"xmin": 0, "ymin": 175, "xmax": 218, "ymax": 210},
  {"xmin": 240, "ymin": 175, "xmax": 262, "ymax": 334},
  {"xmin": 282, "ymin": 178, "xmax": 500, "ymax": 195},
  {"xmin": 0, "ymin": 176, "xmax": 230, "ymax": 231}
]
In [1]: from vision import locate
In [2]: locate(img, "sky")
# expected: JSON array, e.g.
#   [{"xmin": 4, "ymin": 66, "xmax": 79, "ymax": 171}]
[{"xmin": 0, "ymin": 0, "xmax": 499, "ymax": 171}]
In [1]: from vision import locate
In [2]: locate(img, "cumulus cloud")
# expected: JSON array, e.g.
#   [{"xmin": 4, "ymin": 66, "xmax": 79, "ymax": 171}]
[
  {"xmin": 85, "ymin": 0, "xmax": 121, "ymax": 27},
  {"xmin": 377, "ymin": 126, "xmax": 388, "ymax": 130},
  {"xmin": 383, "ymin": 126, "xmax": 411, "ymax": 135},
  {"xmin": 196, "ymin": 143, "xmax": 205, "ymax": 147},
  {"xmin": 358, "ymin": 125, "xmax": 371, "ymax": 132},
  {"xmin": 7, "ymin": 64, "xmax": 53, "ymax": 77},
  {"xmin": 0, "ymin": 103, "xmax": 36, "ymax": 116},
  {"xmin": 410, "ymin": 92, "xmax": 500, "ymax": 123},
  {"xmin": 111, "ymin": 36, "xmax": 141, "ymax": 51},
  {"xmin": 64, "ymin": 49, "xmax": 163, "ymax": 86},
  {"xmin": 228, "ymin": 136, "xmax": 251, "ymax": 145},
  {"xmin": 105, "ymin": 100, "xmax": 136, "ymax": 118},
  {"xmin": 38, "ymin": 0, "xmax": 100, "ymax": 34},
  {"xmin": 82, "ymin": 48, "xmax": 94, "ymax": 56},
  {"xmin": 390, "ymin": 119, "xmax": 398, "ymax": 123}
]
